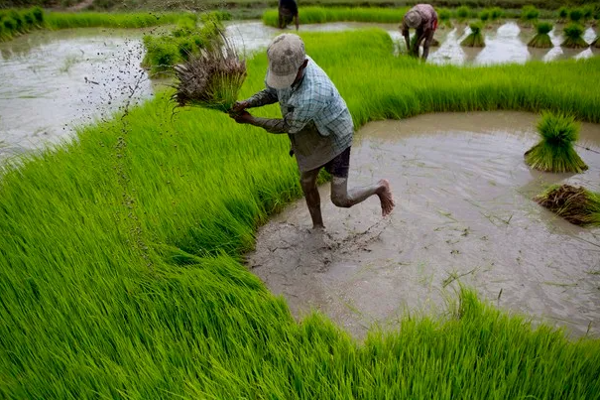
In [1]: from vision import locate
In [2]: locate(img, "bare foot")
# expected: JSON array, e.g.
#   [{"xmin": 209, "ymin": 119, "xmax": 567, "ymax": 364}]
[{"xmin": 377, "ymin": 179, "xmax": 395, "ymax": 217}]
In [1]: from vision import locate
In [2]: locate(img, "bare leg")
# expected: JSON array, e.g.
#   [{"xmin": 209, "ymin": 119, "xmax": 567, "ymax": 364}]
[
  {"xmin": 331, "ymin": 177, "xmax": 395, "ymax": 217},
  {"xmin": 300, "ymin": 169, "xmax": 324, "ymax": 229}
]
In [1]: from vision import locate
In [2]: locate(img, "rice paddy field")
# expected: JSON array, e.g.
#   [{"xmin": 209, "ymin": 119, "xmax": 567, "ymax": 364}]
[{"xmin": 1, "ymin": 12, "xmax": 600, "ymax": 400}]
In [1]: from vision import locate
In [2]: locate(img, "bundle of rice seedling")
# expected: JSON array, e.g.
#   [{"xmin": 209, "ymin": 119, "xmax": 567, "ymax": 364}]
[
  {"xmin": 172, "ymin": 31, "xmax": 247, "ymax": 113},
  {"xmin": 582, "ymin": 6, "xmax": 593, "ymax": 22},
  {"xmin": 558, "ymin": 6, "xmax": 569, "ymax": 22},
  {"xmin": 561, "ymin": 23, "xmax": 588, "ymax": 48},
  {"xmin": 409, "ymin": 34, "xmax": 440, "ymax": 55},
  {"xmin": 535, "ymin": 184, "xmax": 600, "ymax": 226},
  {"xmin": 524, "ymin": 112, "xmax": 588, "ymax": 173},
  {"xmin": 528, "ymin": 22, "xmax": 553, "ymax": 48},
  {"xmin": 490, "ymin": 7, "xmax": 503, "ymax": 22},
  {"xmin": 461, "ymin": 22, "xmax": 485, "ymax": 47},
  {"xmin": 569, "ymin": 8, "xmax": 583, "ymax": 23},
  {"xmin": 479, "ymin": 10, "xmax": 490, "ymax": 24},
  {"xmin": 456, "ymin": 6, "xmax": 470, "ymax": 21},
  {"xmin": 520, "ymin": 5, "xmax": 539, "ymax": 26}
]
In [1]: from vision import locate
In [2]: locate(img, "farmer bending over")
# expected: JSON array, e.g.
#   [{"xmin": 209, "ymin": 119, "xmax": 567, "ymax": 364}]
[
  {"xmin": 279, "ymin": 0, "xmax": 299, "ymax": 30},
  {"xmin": 230, "ymin": 34, "xmax": 395, "ymax": 229},
  {"xmin": 401, "ymin": 4, "xmax": 438, "ymax": 60}
]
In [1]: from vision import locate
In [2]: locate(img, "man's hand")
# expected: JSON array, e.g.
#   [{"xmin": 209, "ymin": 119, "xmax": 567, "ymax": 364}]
[
  {"xmin": 230, "ymin": 110, "xmax": 254, "ymax": 125},
  {"xmin": 231, "ymin": 100, "xmax": 250, "ymax": 114}
]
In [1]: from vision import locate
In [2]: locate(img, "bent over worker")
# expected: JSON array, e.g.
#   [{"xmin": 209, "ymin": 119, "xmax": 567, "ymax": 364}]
[
  {"xmin": 401, "ymin": 4, "xmax": 438, "ymax": 60},
  {"xmin": 230, "ymin": 34, "xmax": 395, "ymax": 230},
  {"xmin": 279, "ymin": 0, "xmax": 299, "ymax": 30}
]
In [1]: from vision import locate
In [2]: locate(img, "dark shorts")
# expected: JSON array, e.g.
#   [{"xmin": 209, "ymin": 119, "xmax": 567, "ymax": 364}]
[{"xmin": 322, "ymin": 147, "xmax": 351, "ymax": 178}]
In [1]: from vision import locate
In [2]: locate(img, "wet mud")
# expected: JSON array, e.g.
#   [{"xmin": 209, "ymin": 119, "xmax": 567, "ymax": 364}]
[{"xmin": 246, "ymin": 112, "xmax": 600, "ymax": 339}]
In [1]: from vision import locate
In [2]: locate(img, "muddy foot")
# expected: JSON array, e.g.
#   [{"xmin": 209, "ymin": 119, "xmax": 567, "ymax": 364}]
[{"xmin": 378, "ymin": 179, "xmax": 395, "ymax": 217}]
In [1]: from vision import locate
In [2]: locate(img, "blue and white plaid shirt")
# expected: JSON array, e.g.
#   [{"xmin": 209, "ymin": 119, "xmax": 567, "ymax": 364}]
[{"xmin": 246, "ymin": 56, "xmax": 354, "ymax": 172}]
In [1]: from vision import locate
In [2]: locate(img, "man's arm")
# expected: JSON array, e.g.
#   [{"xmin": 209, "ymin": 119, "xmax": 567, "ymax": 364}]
[
  {"xmin": 401, "ymin": 21, "xmax": 410, "ymax": 53},
  {"xmin": 234, "ymin": 99, "xmax": 323, "ymax": 135},
  {"xmin": 232, "ymin": 86, "xmax": 278, "ymax": 114}
]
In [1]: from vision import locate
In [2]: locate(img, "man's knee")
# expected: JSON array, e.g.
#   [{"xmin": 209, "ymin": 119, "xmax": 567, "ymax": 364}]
[
  {"xmin": 300, "ymin": 175, "xmax": 316, "ymax": 191},
  {"xmin": 331, "ymin": 191, "xmax": 351, "ymax": 208}
]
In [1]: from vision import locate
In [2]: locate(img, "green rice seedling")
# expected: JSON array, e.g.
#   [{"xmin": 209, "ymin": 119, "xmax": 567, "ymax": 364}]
[
  {"xmin": 438, "ymin": 8, "xmax": 452, "ymax": 28},
  {"xmin": 22, "ymin": 10, "xmax": 35, "ymax": 29},
  {"xmin": 479, "ymin": 9, "xmax": 490, "ymax": 24},
  {"xmin": 44, "ymin": 11, "xmax": 185, "ymax": 30},
  {"xmin": 456, "ymin": 6, "xmax": 470, "ymax": 21},
  {"xmin": 569, "ymin": 8, "xmax": 583, "ymax": 23},
  {"xmin": 172, "ymin": 32, "xmax": 247, "ymax": 113},
  {"xmin": 524, "ymin": 112, "xmax": 588, "ymax": 173},
  {"xmin": 521, "ymin": 5, "xmax": 539, "ymax": 26},
  {"xmin": 2, "ymin": 29, "xmax": 600, "ymax": 400},
  {"xmin": 582, "ymin": 5, "xmax": 594, "ymax": 22},
  {"xmin": 461, "ymin": 21, "xmax": 485, "ymax": 47},
  {"xmin": 490, "ymin": 7, "xmax": 504, "ymax": 22},
  {"xmin": 32, "ymin": 6, "xmax": 44, "ymax": 25},
  {"xmin": 535, "ymin": 184, "xmax": 600, "ymax": 226},
  {"xmin": 561, "ymin": 23, "xmax": 588, "ymax": 48},
  {"xmin": 528, "ymin": 22, "xmax": 553, "ymax": 48},
  {"xmin": 2, "ymin": 17, "xmax": 16, "ymax": 37},
  {"xmin": 262, "ymin": 7, "xmax": 407, "ymax": 26},
  {"xmin": 558, "ymin": 6, "xmax": 569, "ymax": 22},
  {"xmin": 8, "ymin": 10, "xmax": 25, "ymax": 33}
]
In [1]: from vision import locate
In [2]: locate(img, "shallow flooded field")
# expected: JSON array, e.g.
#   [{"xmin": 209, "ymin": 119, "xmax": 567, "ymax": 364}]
[
  {"xmin": 247, "ymin": 111, "xmax": 600, "ymax": 339},
  {"xmin": 0, "ymin": 21, "xmax": 597, "ymax": 160}
]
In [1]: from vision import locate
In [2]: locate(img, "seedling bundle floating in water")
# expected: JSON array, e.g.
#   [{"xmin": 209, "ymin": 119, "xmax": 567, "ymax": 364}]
[
  {"xmin": 172, "ymin": 30, "xmax": 247, "ymax": 113},
  {"xmin": 535, "ymin": 184, "xmax": 600, "ymax": 227},
  {"xmin": 461, "ymin": 22, "xmax": 485, "ymax": 47},
  {"xmin": 528, "ymin": 22, "xmax": 553, "ymax": 48},
  {"xmin": 524, "ymin": 112, "xmax": 588, "ymax": 173},
  {"xmin": 561, "ymin": 23, "xmax": 588, "ymax": 48}
]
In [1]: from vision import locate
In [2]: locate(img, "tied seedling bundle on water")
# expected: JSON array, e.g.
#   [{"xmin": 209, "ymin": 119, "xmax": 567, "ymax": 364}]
[{"xmin": 172, "ymin": 29, "xmax": 247, "ymax": 114}]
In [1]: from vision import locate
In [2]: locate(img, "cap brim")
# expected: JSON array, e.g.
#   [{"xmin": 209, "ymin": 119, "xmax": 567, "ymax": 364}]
[{"xmin": 266, "ymin": 68, "xmax": 297, "ymax": 89}]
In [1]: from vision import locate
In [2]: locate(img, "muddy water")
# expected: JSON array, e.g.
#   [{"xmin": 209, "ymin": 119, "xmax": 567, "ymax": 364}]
[
  {"xmin": 0, "ymin": 28, "xmax": 163, "ymax": 160},
  {"xmin": 247, "ymin": 112, "xmax": 600, "ymax": 339}
]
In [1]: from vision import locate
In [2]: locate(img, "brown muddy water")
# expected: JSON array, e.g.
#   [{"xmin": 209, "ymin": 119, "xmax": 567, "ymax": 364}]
[
  {"xmin": 247, "ymin": 111, "xmax": 600, "ymax": 339},
  {"xmin": 0, "ymin": 27, "xmax": 165, "ymax": 160}
]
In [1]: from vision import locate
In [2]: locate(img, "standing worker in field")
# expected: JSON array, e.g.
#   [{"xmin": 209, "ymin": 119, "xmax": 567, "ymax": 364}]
[
  {"xmin": 279, "ymin": 0, "xmax": 299, "ymax": 30},
  {"xmin": 230, "ymin": 34, "xmax": 395, "ymax": 230},
  {"xmin": 401, "ymin": 4, "xmax": 438, "ymax": 60}
]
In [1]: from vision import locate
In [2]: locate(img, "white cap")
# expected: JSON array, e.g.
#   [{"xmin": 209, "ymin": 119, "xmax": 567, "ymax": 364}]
[{"xmin": 266, "ymin": 34, "xmax": 306, "ymax": 89}]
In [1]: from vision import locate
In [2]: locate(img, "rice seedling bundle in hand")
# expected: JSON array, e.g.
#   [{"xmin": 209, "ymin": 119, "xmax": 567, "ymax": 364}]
[
  {"xmin": 461, "ymin": 22, "xmax": 485, "ymax": 47},
  {"xmin": 535, "ymin": 184, "xmax": 600, "ymax": 226},
  {"xmin": 561, "ymin": 23, "xmax": 588, "ymax": 48},
  {"xmin": 528, "ymin": 22, "xmax": 553, "ymax": 48},
  {"xmin": 172, "ymin": 32, "xmax": 247, "ymax": 113},
  {"xmin": 524, "ymin": 112, "xmax": 588, "ymax": 173}
]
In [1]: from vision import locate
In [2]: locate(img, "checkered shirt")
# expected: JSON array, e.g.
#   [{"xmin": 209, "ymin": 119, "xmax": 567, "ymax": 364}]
[{"xmin": 247, "ymin": 56, "xmax": 354, "ymax": 172}]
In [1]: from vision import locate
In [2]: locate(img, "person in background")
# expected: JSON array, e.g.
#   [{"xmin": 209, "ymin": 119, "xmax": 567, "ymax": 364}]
[
  {"xmin": 279, "ymin": 0, "xmax": 299, "ymax": 30},
  {"xmin": 230, "ymin": 34, "xmax": 395, "ymax": 230},
  {"xmin": 401, "ymin": 4, "xmax": 438, "ymax": 60}
]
